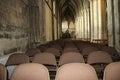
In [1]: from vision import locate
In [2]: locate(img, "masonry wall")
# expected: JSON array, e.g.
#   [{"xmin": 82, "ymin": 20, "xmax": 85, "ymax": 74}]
[
  {"xmin": 0, "ymin": 0, "xmax": 29, "ymax": 56},
  {"xmin": 107, "ymin": 0, "xmax": 120, "ymax": 53},
  {"xmin": 44, "ymin": 0, "xmax": 53, "ymax": 42}
]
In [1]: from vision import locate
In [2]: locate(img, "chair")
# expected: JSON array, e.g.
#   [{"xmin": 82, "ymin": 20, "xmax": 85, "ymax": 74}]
[
  {"xmin": 82, "ymin": 47, "xmax": 99, "ymax": 56},
  {"xmin": 0, "ymin": 64, "xmax": 7, "ymax": 80},
  {"xmin": 44, "ymin": 48, "xmax": 61, "ymax": 57},
  {"xmin": 78, "ymin": 44, "xmax": 92, "ymax": 52},
  {"xmin": 64, "ymin": 45, "xmax": 76, "ymax": 49},
  {"xmin": 101, "ymin": 46, "xmax": 118, "ymax": 56},
  {"xmin": 87, "ymin": 51, "xmax": 113, "ymax": 64},
  {"xmin": 25, "ymin": 48, "xmax": 41, "ymax": 57},
  {"xmin": 37, "ymin": 44, "xmax": 48, "ymax": 52},
  {"xmin": 32, "ymin": 53, "xmax": 57, "ymax": 79},
  {"xmin": 50, "ymin": 44, "xmax": 62, "ymax": 51},
  {"xmin": 6, "ymin": 53, "xmax": 29, "ymax": 79},
  {"xmin": 10, "ymin": 63, "xmax": 50, "ymax": 80},
  {"xmin": 103, "ymin": 62, "xmax": 120, "ymax": 80},
  {"xmin": 62, "ymin": 47, "xmax": 79, "ymax": 53},
  {"xmin": 59, "ymin": 52, "xmax": 85, "ymax": 66},
  {"xmin": 87, "ymin": 51, "xmax": 113, "ymax": 78},
  {"xmin": 55, "ymin": 63, "xmax": 98, "ymax": 80},
  {"xmin": 6, "ymin": 53, "xmax": 29, "ymax": 66},
  {"xmin": 101, "ymin": 46, "xmax": 120, "ymax": 61},
  {"xmin": 32, "ymin": 53, "xmax": 57, "ymax": 71},
  {"xmin": 91, "ymin": 43, "xmax": 105, "ymax": 50}
]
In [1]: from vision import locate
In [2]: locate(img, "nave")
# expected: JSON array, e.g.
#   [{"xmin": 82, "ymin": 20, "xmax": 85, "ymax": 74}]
[{"xmin": 0, "ymin": 0, "xmax": 120, "ymax": 80}]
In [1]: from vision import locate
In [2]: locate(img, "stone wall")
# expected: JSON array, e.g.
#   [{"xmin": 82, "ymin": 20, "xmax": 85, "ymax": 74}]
[
  {"xmin": 44, "ymin": 0, "xmax": 54, "ymax": 42},
  {"xmin": 0, "ymin": 0, "xmax": 29, "ymax": 56},
  {"xmin": 107, "ymin": 0, "xmax": 120, "ymax": 53}
]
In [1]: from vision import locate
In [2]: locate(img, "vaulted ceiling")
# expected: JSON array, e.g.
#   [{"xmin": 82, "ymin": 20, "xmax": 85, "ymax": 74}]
[{"xmin": 58, "ymin": 0, "xmax": 89, "ymax": 21}]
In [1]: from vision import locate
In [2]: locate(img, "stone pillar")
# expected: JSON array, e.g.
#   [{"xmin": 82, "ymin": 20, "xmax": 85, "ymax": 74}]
[
  {"xmin": 90, "ymin": 0, "xmax": 94, "ymax": 41},
  {"xmin": 113, "ymin": 0, "xmax": 120, "ymax": 52},
  {"xmin": 87, "ymin": 8, "xmax": 91, "ymax": 39},
  {"xmin": 83, "ymin": 10, "xmax": 85, "ymax": 38},
  {"xmin": 84, "ymin": 9, "xmax": 87, "ymax": 38},
  {"xmin": 81, "ymin": 11, "xmax": 84, "ymax": 38},
  {"xmin": 93, "ymin": 0, "xmax": 98, "ymax": 39},
  {"xmin": 38, "ymin": 0, "xmax": 46, "ymax": 44},
  {"xmin": 106, "ymin": 0, "xmax": 115, "ymax": 46},
  {"xmin": 98, "ymin": 0, "xmax": 102, "ymax": 39},
  {"xmin": 80, "ymin": 16, "xmax": 82, "ymax": 38},
  {"xmin": 87, "ymin": 8, "xmax": 90, "ymax": 39},
  {"xmin": 52, "ymin": 0, "xmax": 54, "ymax": 40},
  {"xmin": 101, "ymin": 0, "xmax": 107, "ymax": 39}
]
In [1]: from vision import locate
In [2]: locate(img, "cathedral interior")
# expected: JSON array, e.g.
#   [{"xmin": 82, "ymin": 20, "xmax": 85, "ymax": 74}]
[{"xmin": 0, "ymin": 0, "xmax": 120, "ymax": 80}]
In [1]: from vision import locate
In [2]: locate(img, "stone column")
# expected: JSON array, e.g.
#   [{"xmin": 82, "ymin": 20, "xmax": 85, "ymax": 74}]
[
  {"xmin": 84, "ymin": 9, "xmax": 87, "ymax": 38},
  {"xmin": 87, "ymin": 7, "xmax": 91, "ymax": 39},
  {"xmin": 101, "ymin": 0, "xmax": 107, "ymax": 39},
  {"xmin": 98, "ymin": 0, "xmax": 102, "ymax": 39},
  {"xmin": 79, "ymin": 16, "xmax": 82, "ymax": 38},
  {"xmin": 113, "ymin": 0, "xmax": 120, "ymax": 52},
  {"xmin": 90, "ymin": 0, "xmax": 94, "ymax": 41},
  {"xmin": 106, "ymin": 0, "xmax": 115, "ymax": 46},
  {"xmin": 38, "ymin": 0, "xmax": 46, "ymax": 44},
  {"xmin": 81, "ymin": 11, "xmax": 84, "ymax": 38},
  {"xmin": 83, "ymin": 9, "xmax": 85, "ymax": 39},
  {"xmin": 87, "ymin": 8, "xmax": 90, "ymax": 39},
  {"xmin": 93, "ymin": 0, "xmax": 98, "ymax": 39}
]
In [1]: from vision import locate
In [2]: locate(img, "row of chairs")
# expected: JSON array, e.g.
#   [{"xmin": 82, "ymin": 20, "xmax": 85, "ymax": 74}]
[
  {"xmin": 41, "ymin": 39, "xmax": 114, "ymax": 53},
  {"xmin": 26, "ymin": 45, "xmax": 119, "ymax": 61},
  {"xmin": 1, "ymin": 39, "xmax": 119, "ymax": 80},
  {"xmin": 25, "ymin": 47, "xmax": 115, "ymax": 63},
  {"xmin": 36, "ymin": 39, "xmax": 119, "ymax": 61},
  {"xmin": 1, "ymin": 62, "xmax": 120, "ymax": 80},
  {"xmin": 28, "ymin": 51, "xmax": 113, "ymax": 78},
  {"xmin": 38, "ymin": 43, "xmax": 116, "ymax": 55},
  {"xmin": 4, "ymin": 50, "xmax": 113, "ymax": 79},
  {"xmin": 26, "ymin": 39, "xmax": 120, "ymax": 79},
  {"xmin": 23, "ymin": 51, "xmax": 113, "ymax": 66}
]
